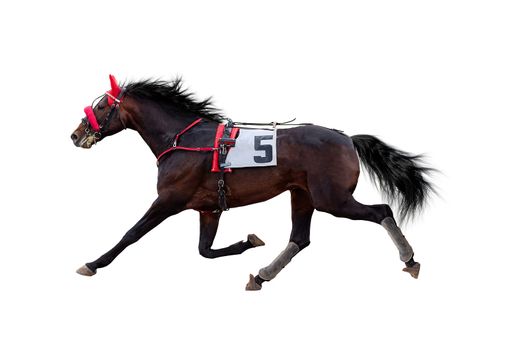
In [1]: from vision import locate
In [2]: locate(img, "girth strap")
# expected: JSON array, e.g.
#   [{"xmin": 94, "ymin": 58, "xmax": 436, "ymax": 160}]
[{"xmin": 217, "ymin": 120, "xmax": 235, "ymax": 212}]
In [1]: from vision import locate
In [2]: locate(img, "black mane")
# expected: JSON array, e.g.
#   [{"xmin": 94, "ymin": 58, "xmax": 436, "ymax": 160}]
[{"xmin": 125, "ymin": 79, "xmax": 225, "ymax": 122}]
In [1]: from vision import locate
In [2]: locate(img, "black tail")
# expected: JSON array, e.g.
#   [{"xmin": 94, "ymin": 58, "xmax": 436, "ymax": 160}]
[{"xmin": 351, "ymin": 134, "xmax": 436, "ymax": 223}]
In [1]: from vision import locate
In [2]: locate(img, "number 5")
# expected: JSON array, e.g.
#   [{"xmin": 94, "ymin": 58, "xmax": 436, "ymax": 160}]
[{"xmin": 254, "ymin": 135, "xmax": 273, "ymax": 163}]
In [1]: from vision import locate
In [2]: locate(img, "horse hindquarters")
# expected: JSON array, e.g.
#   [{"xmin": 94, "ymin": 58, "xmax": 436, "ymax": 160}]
[{"xmin": 303, "ymin": 137, "xmax": 421, "ymax": 278}]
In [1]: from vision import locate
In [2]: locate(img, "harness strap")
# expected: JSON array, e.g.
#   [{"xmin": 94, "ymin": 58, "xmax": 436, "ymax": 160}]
[
  {"xmin": 156, "ymin": 146, "xmax": 216, "ymax": 162},
  {"xmin": 155, "ymin": 118, "xmax": 237, "ymax": 212},
  {"xmin": 156, "ymin": 118, "xmax": 217, "ymax": 165},
  {"xmin": 174, "ymin": 118, "xmax": 203, "ymax": 147}
]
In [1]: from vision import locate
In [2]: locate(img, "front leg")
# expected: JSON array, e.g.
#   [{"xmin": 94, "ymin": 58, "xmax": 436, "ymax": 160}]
[
  {"xmin": 76, "ymin": 196, "xmax": 182, "ymax": 276},
  {"xmin": 198, "ymin": 211, "xmax": 265, "ymax": 259}
]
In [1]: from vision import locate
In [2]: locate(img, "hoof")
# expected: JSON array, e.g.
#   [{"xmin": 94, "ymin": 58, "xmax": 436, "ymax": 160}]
[
  {"xmin": 76, "ymin": 264, "xmax": 96, "ymax": 276},
  {"xmin": 403, "ymin": 262, "xmax": 420, "ymax": 279},
  {"xmin": 248, "ymin": 234, "xmax": 265, "ymax": 247},
  {"xmin": 245, "ymin": 274, "xmax": 262, "ymax": 291}
]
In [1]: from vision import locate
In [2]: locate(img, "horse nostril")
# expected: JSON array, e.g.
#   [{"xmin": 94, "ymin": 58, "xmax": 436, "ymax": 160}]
[{"xmin": 71, "ymin": 133, "xmax": 78, "ymax": 142}]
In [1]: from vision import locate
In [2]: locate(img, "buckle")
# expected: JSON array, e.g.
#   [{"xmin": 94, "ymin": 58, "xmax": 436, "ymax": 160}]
[{"xmin": 219, "ymin": 137, "xmax": 236, "ymax": 147}]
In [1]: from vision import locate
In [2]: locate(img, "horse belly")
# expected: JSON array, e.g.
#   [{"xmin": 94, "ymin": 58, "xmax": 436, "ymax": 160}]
[{"xmin": 227, "ymin": 167, "xmax": 303, "ymax": 207}]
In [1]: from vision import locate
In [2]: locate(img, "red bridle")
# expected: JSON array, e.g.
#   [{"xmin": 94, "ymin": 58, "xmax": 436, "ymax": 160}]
[
  {"xmin": 84, "ymin": 105, "xmax": 101, "ymax": 132},
  {"xmin": 83, "ymin": 74, "xmax": 123, "ymax": 134}
]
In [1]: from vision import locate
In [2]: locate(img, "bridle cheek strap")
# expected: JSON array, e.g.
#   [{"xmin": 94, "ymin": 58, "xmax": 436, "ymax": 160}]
[{"xmin": 84, "ymin": 106, "xmax": 100, "ymax": 132}]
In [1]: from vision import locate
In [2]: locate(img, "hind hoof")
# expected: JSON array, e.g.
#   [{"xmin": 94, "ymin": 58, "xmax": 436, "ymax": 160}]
[
  {"xmin": 403, "ymin": 262, "xmax": 420, "ymax": 279},
  {"xmin": 248, "ymin": 234, "xmax": 265, "ymax": 247},
  {"xmin": 76, "ymin": 264, "xmax": 96, "ymax": 276},
  {"xmin": 245, "ymin": 274, "xmax": 262, "ymax": 291}
]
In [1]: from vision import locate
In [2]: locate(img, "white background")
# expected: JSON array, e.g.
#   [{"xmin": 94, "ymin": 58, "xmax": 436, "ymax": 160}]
[{"xmin": 1, "ymin": 1, "xmax": 524, "ymax": 349}]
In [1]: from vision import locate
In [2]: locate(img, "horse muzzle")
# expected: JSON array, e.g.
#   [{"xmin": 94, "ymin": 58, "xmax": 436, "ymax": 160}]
[{"xmin": 71, "ymin": 131, "xmax": 97, "ymax": 148}]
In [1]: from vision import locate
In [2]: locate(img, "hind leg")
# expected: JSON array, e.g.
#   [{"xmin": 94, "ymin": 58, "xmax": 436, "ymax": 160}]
[
  {"xmin": 246, "ymin": 189, "xmax": 314, "ymax": 290},
  {"xmin": 314, "ymin": 192, "xmax": 420, "ymax": 278}
]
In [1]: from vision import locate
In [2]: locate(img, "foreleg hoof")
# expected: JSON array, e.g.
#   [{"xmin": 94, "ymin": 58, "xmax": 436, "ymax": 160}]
[
  {"xmin": 76, "ymin": 264, "xmax": 96, "ymax": 276},
  {"xmin": 245, "ymin": 274, "xmax": 262, "ymax": 291},
  {"xmin": 248, "ymin": 234, "xmax": 265, "ymax": 247},
  {"xmin": 402, "ymin": 262, "xmax": 420, "ymax": 279}
]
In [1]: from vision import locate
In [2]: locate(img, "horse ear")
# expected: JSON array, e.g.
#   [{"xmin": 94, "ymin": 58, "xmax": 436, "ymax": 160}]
[
  {"xmin": 107, "ymin": 74, "xmax": 122, "ymax": 105},
  {"xmin": 109, "ymin": 74, "xmax": 121, "ymax": 96}
]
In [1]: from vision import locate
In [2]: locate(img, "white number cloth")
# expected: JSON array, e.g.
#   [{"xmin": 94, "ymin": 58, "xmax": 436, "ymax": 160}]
[{"xmin": 225, "ymin": 129, "xmax": 277, "ymax": 168}]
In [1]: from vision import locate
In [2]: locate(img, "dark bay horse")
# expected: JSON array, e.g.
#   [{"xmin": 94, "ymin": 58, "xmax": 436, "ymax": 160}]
[{"xmin": 71, "ymin": 75, "xmax": 435, "ymax": 290}]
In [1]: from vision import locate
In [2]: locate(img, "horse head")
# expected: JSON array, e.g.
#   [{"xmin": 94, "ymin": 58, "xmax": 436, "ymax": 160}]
[{"xmin": 71, "ymin": 74, "xmax": 127, "ymax": 148}]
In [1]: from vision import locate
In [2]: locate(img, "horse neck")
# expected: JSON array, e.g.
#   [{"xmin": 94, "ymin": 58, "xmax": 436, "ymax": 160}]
[{"xmin": 124, "ymin": 98, "xmax": 211, "ymax": 157}]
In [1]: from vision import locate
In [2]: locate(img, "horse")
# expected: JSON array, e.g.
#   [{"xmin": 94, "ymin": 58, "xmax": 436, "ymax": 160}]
[{"xmin": 70, "ymin": 75, "xmax": 435, "ymax": 290}]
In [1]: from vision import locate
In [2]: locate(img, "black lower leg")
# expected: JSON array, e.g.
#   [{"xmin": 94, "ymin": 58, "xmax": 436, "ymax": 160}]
[
  {"xmin": 257, "ymin": 189, "xmax": 314, "ymax": 283},
  {"xmin": 86, "ymin": 197, "xmax": 177, "ymax": 272},
  {"xmin": 200, "ymin": 240, "xmax": 254, "ymax": 259},
  {"xmin": 289, "ymin": 189, "xmax": 315, "ymax": 250},
  {"xmin": 198, "ymin": 212, "xmax": 262, "ymax": 259}
]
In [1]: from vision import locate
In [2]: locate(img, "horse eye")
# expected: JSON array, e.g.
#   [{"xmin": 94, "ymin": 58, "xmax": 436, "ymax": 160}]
[{"xmin": 97, "ymin": 104, "xmax": 105, "ymax": 110}]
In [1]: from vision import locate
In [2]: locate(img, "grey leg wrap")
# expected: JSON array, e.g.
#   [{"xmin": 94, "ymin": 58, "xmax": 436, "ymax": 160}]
[
  {"xmin": 381, "ymin": 217, "xmax": 414, "ymax": 262},
  {"xmin": 258, "ymin": 242, "xmax": 300, "ymax": 281}
]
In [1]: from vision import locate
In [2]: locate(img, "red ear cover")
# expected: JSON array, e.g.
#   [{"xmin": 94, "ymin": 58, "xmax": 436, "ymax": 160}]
[
  {"xmin": 84, "ymin": 106, "xmax": 100, "ymax": 132},
  {"xmin": 107, "ymin": 74, "xmax": 122, "ymax": 105}
]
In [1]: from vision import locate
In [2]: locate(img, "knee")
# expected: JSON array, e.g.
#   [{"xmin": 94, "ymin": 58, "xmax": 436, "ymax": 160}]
[{"xmin": 198, "ymin": 247, "xmax": 216, "ymax": 259}]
